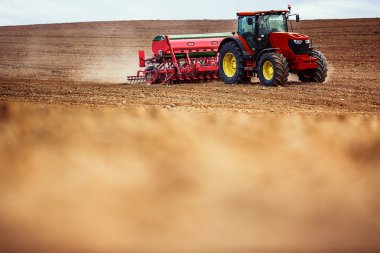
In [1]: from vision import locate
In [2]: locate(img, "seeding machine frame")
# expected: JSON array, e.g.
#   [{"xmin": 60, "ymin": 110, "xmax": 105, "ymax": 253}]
[{"xmin": 127, "ymin": 34, "xmax": 230, "ymax": 85}]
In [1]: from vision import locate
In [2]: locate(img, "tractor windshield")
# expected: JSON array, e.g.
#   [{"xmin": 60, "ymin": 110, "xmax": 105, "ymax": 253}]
[{"xmin": 258, "ymin": 14, "xmax": 288, "ymax": 35}]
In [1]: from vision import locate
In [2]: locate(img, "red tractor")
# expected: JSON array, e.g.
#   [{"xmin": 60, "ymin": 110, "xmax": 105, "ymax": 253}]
[
  {"xmin": 127, "ymin": 5, "xmax": 328, "ymax": 86},
  {"xmin": 218, "ymin": 5, "xmax": 328, "ymax": 86}
]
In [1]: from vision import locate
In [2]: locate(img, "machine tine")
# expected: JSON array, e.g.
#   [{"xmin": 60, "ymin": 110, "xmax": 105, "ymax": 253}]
[{"xmin": 126, "ymin": 76, "xmax": 147, "ymax": 85}]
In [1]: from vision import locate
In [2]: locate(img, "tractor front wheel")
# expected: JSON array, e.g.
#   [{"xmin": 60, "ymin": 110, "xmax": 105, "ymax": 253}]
[
  {"xmin": 219, "ymin": 42, "xmax": 246, "ymax": 84},
  {"xmin": 258, "ymin": 52, "xmax": 289, "ymax": 86},
  {"xmin": 298, "ymin": 50, "xmax": 328, "ymax": 83}
]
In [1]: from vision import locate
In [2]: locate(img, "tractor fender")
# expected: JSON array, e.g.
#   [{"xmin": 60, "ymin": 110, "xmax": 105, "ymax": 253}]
[
  {"xmin": 218, "ymin": 37, "xmax": 248, "ymax": 53},
  {"xmin": 255, "ymin": 48, "xmax": 280, "ymax": 62}
]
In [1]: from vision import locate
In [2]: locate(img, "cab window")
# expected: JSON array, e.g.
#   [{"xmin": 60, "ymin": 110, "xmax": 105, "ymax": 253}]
[
  {"xmin": 258, "ymin": 14, "xmax": 288, "ymax": 36},
  {"xmin": 238, "ymin": 16, "xmax": 255, "ymax": 35}
]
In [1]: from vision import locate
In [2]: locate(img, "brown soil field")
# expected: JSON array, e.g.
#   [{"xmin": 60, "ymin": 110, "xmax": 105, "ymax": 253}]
[{"xmin": 0, "ymin": 19, "xmax": 380, "ymax": 253}]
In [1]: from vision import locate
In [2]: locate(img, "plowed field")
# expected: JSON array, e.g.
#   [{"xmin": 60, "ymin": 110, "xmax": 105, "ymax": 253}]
[{"xmin": 0, "ymin": 19, "xmax": 380, "ymax": 253}]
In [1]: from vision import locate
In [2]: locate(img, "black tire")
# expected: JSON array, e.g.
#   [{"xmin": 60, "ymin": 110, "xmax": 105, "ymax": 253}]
[
  {"xmin": 219, "ymin": 42, "xmax": 246, "ymax": 84},
  {"xmin": 298, "ymin": 50, "xmax": 328, "ymax": 83},
  {"xmin": 258, "ymin": 52, "xmax": 289, "ymax": 86}
]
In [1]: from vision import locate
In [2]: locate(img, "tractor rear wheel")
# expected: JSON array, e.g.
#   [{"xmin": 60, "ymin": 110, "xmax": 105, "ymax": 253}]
[
  {"xmin": 258, "ymin": 52, "xmax": 289, "ymax": 86},
  {"xmin": 298, "ymin": 50, "xmax": 328, "ymax": 83},
  {"xmin": 219, "ymin": 42, "xmax": 246, "ymax": 84}
]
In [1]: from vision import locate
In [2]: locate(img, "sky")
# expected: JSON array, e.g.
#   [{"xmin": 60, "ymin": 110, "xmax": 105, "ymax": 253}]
[{"xmin": 0, "ymin": 0, "xmax": 379, "ymax": 26}]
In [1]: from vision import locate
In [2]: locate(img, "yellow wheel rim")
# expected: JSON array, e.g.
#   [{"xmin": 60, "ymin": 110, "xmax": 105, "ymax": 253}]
[
  {"xmin": 263, "ymin": 61, "xmax": 275, "ymax": 81},
  {"xmin": 223, "ymin": 53, "xmax": 237, "ymax": 78}
]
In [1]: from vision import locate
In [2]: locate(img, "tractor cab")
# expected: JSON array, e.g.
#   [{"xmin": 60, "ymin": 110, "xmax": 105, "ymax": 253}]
[{"xmin": 237, "ymin": 10, "xmax": 294, "ymax": 52}]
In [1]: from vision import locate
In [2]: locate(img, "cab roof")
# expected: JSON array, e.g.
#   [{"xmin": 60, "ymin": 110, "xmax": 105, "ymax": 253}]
[{"xmin": 237, "ymin": 10, "xmax": 289, "ymax": 16}]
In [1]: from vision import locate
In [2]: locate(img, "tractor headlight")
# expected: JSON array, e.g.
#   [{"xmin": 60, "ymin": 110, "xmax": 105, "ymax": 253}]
[
  {"xmin": 305, "ymin": 40, "xmax": 310, "ymax": 44},
  {"xmin": 294, "ymin": 40, "xmax": 303, "ymax": 45}
]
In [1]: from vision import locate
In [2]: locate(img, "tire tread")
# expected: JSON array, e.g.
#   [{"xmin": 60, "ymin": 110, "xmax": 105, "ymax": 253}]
[
  {"xmin": 298, "ymin": 50, "xmax": 328, "ymax": 83},
  {"xmin": 258, "ymin": 52, "xmax": 289, "ymax": 86},
  {"xmin": 219, "ymin": 42, "xmax": 247, "ymax": 84}
]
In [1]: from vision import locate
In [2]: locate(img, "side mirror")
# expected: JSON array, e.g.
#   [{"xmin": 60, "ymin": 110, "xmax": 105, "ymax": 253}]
[
  {"xmin": 296, "ymin": 14, "xmax": 300, "ymax": 22},
  {"xmin": 247, "ymin": 17, "xmax": 253, "ymax": 26}
]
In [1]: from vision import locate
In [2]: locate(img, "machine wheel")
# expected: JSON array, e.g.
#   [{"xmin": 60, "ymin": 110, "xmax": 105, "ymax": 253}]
[
  {"xmin": 258, "ymin": 52, "xmax": 289, "ymax": 86},
  {"xmin": 219, "ymin": 42, "xmax": 246, "ymax": 84},
  {"xmin": 298, "ymin": 50, "xmax": 328, "ymax": 83}
]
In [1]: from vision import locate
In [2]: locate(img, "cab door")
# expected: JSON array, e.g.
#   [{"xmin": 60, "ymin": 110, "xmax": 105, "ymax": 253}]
[
  {"xmin": 237, "ymin": 16, "xmax": 256, "ymax": 52},
  {"xmin": 255, "ymin": 15, "xmax": 272, "ymax": 52}
]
